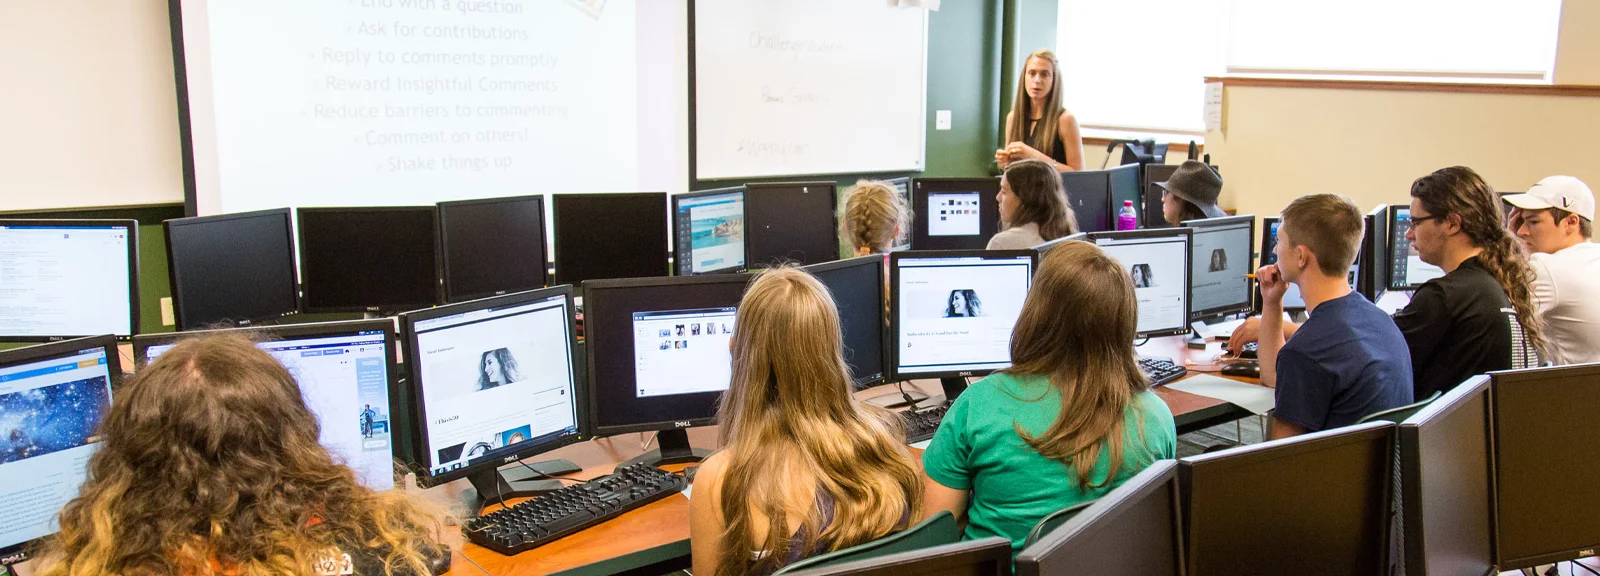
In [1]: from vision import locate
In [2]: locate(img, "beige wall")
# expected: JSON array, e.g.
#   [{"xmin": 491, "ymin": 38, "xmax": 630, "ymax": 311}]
[{"xmin": 1556, "ymin": 0, "xmax": 1600, "ymax": 84}]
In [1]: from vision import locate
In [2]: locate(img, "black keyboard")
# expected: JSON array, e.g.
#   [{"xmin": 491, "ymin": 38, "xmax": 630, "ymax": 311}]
[
  {"xmin": 1139, "ymin": 356, "xmax": 1188, "ymax": 387},
  {"xmin": 464, "ymin": 463, "xmax": 686, "ymax": 555},
  {"xmin": 901, "ymin": 404, "xmax": 948, "ymax": 444}
]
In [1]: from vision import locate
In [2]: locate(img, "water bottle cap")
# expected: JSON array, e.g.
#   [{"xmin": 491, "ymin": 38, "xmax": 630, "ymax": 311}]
[{"xmin": 1123, "ymin": 200, "xmax": 1134, "ymax": 206}]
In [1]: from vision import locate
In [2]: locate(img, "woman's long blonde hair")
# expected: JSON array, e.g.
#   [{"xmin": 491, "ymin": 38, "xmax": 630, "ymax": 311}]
[
  {"xmin": 714, "ymin": 268, "xmax": 922, "ymax": 575},
  {"xmin": 840, "ymin": 180, "xmax": 911, "ymax": 254},
  {"xmin": 1005, "ymin": 50, "xmax": 1066, "ymax": 160},
  {"xmin": 36, "ymin": 334, "xmax": 447, "ymax": 576},
  {"xmin": 1004, "ymin": 241, "xmax": 1153, "ymax": 488}
]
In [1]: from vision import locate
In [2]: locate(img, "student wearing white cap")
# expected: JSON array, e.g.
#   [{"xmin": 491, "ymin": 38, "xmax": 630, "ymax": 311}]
[{"xmin": 1506, "ymin": 176, "xmax": 1600, "ymax": 365}]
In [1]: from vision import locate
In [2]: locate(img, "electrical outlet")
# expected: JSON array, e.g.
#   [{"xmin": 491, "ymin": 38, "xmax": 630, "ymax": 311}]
[
  {"xmin": 936, "ymin": 110, "xmax": 952, "ymax": 130},
  {"xmin": 160, "ymin": 297, "xmax": 175, "ymax": 326}
]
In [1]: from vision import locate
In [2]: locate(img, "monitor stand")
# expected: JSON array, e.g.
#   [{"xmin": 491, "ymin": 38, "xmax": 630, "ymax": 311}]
[
  {"xmin": 939, "ymin": 377, "xmax": 969, "ymax": 404},
  {"xmin": 461, "ymin": 458, "xmax": 582, "ymax": 513},
  {"xmin": 620, "ymin": 429, "xmax": 710, "ymax": 468},
  {"xmin": 864, "ymin": 381, "xmax": 930, "ymax": 409}
]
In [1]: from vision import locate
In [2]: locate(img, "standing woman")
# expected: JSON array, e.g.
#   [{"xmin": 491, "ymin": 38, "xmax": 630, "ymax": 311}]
[
  {"xmin": 995, "ymin": 50, "xmax": 1085, "ymax": 172},
  {"xmin": 987, "ymin": 159, "xmax": 1079, "ymax": 249}
]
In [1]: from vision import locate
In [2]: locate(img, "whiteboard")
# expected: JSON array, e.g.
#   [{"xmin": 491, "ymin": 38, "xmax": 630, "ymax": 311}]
[{"xmin": 693, "ymin": 0, "xmax": 928, "ymax": 180}]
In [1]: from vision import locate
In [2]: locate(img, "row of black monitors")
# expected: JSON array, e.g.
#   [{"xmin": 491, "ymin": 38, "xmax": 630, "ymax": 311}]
[{"xmin": 1257, "ymin": 204, "xmax": 1449, "ymax": 311}]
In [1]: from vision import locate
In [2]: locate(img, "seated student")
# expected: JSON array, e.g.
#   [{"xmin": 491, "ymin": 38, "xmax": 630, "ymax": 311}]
[
  {"xmin": 690, "ymin": 268, "xmax": 922, "ymax": 576},
  {"xmin": 36, "ymin": 335, "xmax": 448, "ymax": 576},
  {"xmin": 1505, "ymin": 176, "xmax": 1600, "ymax": 365},
  {"xmin": 1156, "ymin": 160, "xmax": 1226, "ymax": 226},
  {"xmin": 840, "ymin": 179, "xmax": 911, "ymax": 256},
  {"xmin": 921, "ymin": 240, "xmax": 1177, "ymax": 554},
  {"xmin": 1256, "ymin": 194, "xmax": 1413, "ymax": 438},
  {"xmin": 987, "ymin": 159, "xmax": 1079, "ymax": 249}
]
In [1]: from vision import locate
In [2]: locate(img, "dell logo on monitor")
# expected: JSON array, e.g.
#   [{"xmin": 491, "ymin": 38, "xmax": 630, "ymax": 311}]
[
  {"xmin": 958, "ymin": 371, "xmax": 973, "ymax": 376},
  {"xmin": 674, "ymin": 421, "xmax": 692, "ymax": 428}
]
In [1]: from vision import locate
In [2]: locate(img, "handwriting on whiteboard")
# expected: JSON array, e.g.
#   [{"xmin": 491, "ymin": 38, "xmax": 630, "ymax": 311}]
[
  {"xmin": 759, "ymin": 87, "xmax": 832, "ymax": 105},
  {"xmin": 735, "ymin": 139, "xmax": 809, "ymax": 159},
  {"xmin": 747, "ymin": 32, "xmax": 844, "ymax": 60}
]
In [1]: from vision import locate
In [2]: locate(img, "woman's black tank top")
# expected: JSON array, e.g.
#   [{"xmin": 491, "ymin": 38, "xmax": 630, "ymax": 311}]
[{"xmin": 1026, "ymin": 114, "xmax": 1069, "ymax": 165}]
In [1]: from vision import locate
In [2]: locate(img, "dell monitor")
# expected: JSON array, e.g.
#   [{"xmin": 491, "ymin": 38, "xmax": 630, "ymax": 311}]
[
  {"xmin": 399, "ymin": 286, "xmax": 583, "ymax": 508},
  {"xmin": 786, "ymin": 538, "xmax": 1013, "ymax": 576},
  {"xmin": 1142, "ymin": 164, "xmax": 1179, "ymax": 229},
  {"xmin": 1016, "ymin": 460, "xmax": 1183, "ymax": 576},
  {"xmin": 164, "ymin": 209, "xmax": 298, "ymax": 330},
  {"xmin": 746, "ymin": 181, "xmax": 839, "ymax": 267},
  {"xmin": 1258, "ymin": 216, "xmax": 1306, "ymax": 310},
  {"xmin": 672, "ymin": 187, "xmax": 746, "ymax": 275},
  {"xmin": 909, "ymin": 178, "xmax": 1001, "ymax": 250},
  {"xmin": 1182, "ymin": 215, "xmax": 1255, "ymax": 322},
  {"xmin": 1489, "ymin": 363, "xmax": 1600, "ymax": 570},
  {"xmin": 436, "ymin": 195, "xmax": 549, "ymax": 303},
  {"xmin": 1180, "ymin": 421, "xmax": 1394, "ymax": 576},
  {"xmin": 1061, "ymin": 169, "xmax": 1114, "ymax": 233},
  {"xmin": 1398, "ymin": 375, "xmax": 1495, "ymax": 576},
  {"xmin": 133, "ymin": 320, "xmax": 402, "ymax": 492},
  {"xmin": 583, "ymin": 274, "xmax": 752, "ymax": 467},
  {"xmin": 1388, "ymin": 205, "xmax": 1447, "ymax": 291},
  {"xmin": 1088, "ymin": 229, "xmax": 1193, "ymax": 338},
  {"xmin": 0, "ymin": 220, "xmax": 139, "ymax": 341},
  {"xmin": 803, "ymin": 256, "xmax": 887, "ymax": 389},
  {"xmin": 1031, "ymin": 232, "xmax": 1088, "ymax": 256},
  {"xmin": 0, "ymin": 335, "xmax": 121, "ymax": 566},
  {"xmin": 552, "ymin": 193, "xmax": 669, "ymax": 286},
  {"xmin": 889, "ymin": 250, "xmax": 1037, "ymax": 394},
  {"xmin": 296, "ymin": 207, "xmax": 439, "ymax": 314}
]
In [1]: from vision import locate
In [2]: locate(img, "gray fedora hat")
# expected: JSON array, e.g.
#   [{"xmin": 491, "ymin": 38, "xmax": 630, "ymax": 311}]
[{"xmin": 1156, "ymin": 160, "xmax": 1227, "ymax": 219}]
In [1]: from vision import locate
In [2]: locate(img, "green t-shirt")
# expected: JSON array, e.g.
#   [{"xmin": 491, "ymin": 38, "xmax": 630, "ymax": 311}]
[{"xmin": 921, "ymin": 372, "xmax": 1178, "ymax": 553}]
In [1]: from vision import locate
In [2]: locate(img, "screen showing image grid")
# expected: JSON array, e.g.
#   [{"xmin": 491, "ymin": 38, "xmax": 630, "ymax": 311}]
[
  {"xmin": 0, "ymin": 346, "xmax": 112, "ymax": 552},
  {"xmin": 146, "ymin": 332, "xmax": 397, "ymax": 490},
  {"xmin": 1262, "ymin": 220, "xmax": 1306, "ymax": 308},
  {"xmin": 632, "ymin": 308, "xmax": 736, "ymax": 398},
  {"xmin": 413, "ymin": 296, "xmax": 577, "ymax": 476},
  {"xmin": 928, "ymin": 192, "xmax": 982, "ymax": 236},
  {"xmin": 1097, "ymin": 236, "xmax": 1188, "ymax": 335},
  {"xmin": 677, "ymin": 192, "xmax": 745, "ymax": 274},
  {"xmin": 0, "ymin": 225, "xmax": 133, "ymax": 338},
  {"xmin": 1390, "ymin": 208, "xmax": 1447, "ymax": 287},
  {"xmin": 896, "ymin": 256, "xmax": 1032, "ymax": 375},
  {"xmin": 1189, "ymin": 221, "xmax": 1253, "ymax": 316}
]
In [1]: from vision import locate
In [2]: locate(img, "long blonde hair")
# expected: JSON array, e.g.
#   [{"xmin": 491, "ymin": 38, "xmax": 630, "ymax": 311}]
[
  {"xmin": 1005, "ymin": 50, "xmax": 1066, "ymax": 160},
  {"xmin": 840, "ymin": 180, "xmax": 911, "ymax": 254},
  {"xmin": 36, "ymin": 334, "xmax": 447, "ymax": 576},
  {"xmin": 714, "ymin": 268, "xmax": 922, "ymax": 575},
  {"xmin": 1004, "ymin": 241, "xmax": 1152, "ymax": 489}
]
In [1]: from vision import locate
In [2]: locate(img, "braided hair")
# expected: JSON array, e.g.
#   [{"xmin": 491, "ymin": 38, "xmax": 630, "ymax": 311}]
[{"xmin": 840, "ymin": 180, "xmax": 912, "ymax": 254}]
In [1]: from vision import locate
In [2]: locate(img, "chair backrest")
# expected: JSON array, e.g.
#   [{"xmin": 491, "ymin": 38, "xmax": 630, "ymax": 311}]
[
  {"xmin": 784, "ymin": 537, "xmax": 1013, "ymax": 576},
  {"xmin": 773, "ymin": 511, "xmax": 962, "ymax": 575},
  {"xmin": 1022, "ymin": 500, "xmax": 1096, "ymax": 549},
  {"xmin": 1359, "ymin": 390, "xmax": 1443, "ymax": 424}
]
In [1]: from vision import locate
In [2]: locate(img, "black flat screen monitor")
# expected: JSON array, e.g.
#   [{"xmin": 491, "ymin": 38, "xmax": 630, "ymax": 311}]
[
  {"xmin": 436, "ymin": 195, "xmax": 548, "ymax": 303},
  {"xmin": 1179, "ymin": 421, "xmax": 1394, "ymax": 576},
  {"xmin": 909, "ymin": 178, "xmax": 1000, "ymax": 250},
  {"xmin": 888, "ymin": 250, "xmax": 1037, "ymax": 381},
  {"xmin": 785, "ymin": 538, "xmax": 1013, "ymax": 576},
  {"xmin": 552, "ymin": 193, "xmax": 669, "ymax": 285},
  {"xmin": 1088, "ymin": 229, "xmax": 1193, "ymax": 338},
  {"xmin": 1061, "ymin": 169, "xmax": 1114, "ymax": 233},
  {"xmin": 1016, "ymin": 460, "xmax": 1183, "ymax": 576},
  {"xmin": 1399, "ymin": 375, "xmax": 1496, "ymax": 576},
  {"xmin": 399, "ymin": 287, "xmax": 582, "ymax": 487},
  {"xmin": 1358, "ymin": 204, "xmax": 1389, "ymax": 303},
  {"xmin": 885, "ymin": 177, "xmax": 912, "ymax": 251},
  {"xmin": 672, "ymin": 187, "xmax": 746, "ymax": 275},
  {"xmin": 1257, "ymin": 216, "xmax": 1306, "ymax": 310},
  {"xmin": 1031, "ymin": 232, "xmax": 1087, "ymax": 256},
  {"xmin": 165, "ymin": 209, "xmax": 298, "ymax": 330},
  {"xmin": 1490, "ymin": 363, "xmax": 1600, "ymax": 570},
  {"xmin": 1143, "ymin": 164, "xmax": 1179, "ymax": 229},
  {"xmin": 0, "ymin": 220, "xmax": 139, "ymax": 341},
  {"xmin": 296, "ymin": 207, "xmax": 439, "ymax": 313},
  {"xmin": 1388, "ymin": 205, "xmax": 1447, "ymax": 291},
  {"xmin": 0, "ymin": 335, "xmax": 121, "ymax": 564},
  {"xmin": 1181, "ymin": 215, "xmax": 1255, "ymax": 321},
  {"xmin": 133, "ymin": 320, "xmax": 401, "ymax": 492},
  {"xmin": 803, "ymin": 256, "xmax": 886, "ymax": 388},
  {"xmin": 746, "ymin": 182, "xmax": 839, "ymax": 267},
  {"xmin": 1108, "ymin": 163, "xmax": 1142, "ymax": 220}
]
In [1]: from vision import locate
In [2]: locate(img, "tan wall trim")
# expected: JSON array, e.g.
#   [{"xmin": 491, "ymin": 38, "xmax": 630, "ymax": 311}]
[{"xmin": 1203, "ymin": 76, "xmax": 1600, "ymax": 98}]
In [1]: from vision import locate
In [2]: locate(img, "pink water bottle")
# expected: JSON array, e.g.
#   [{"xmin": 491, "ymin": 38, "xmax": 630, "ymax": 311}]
[{"xmin": 1117, "ymin": 200, "xmax": 1139, "ymax": 231}]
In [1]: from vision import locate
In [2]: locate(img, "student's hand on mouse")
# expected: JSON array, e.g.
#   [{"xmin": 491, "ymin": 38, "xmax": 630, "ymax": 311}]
[
  {"xmin": 1256, "ymin": 264, "xmax": 1288, "ymax": 304},
  {"xmin": 1228, "ymin": 317, "xmax": 1261, "ymax": 351},
  {"xmin": 1005, "ymin": 141, "xmax": 1045, "ymax": 163}
]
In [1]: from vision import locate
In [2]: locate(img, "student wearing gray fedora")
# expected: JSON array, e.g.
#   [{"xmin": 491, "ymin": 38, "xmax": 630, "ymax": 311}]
[{"xmin": 1157, "ymin": 160, "xmax": 1227, "ymax": 225}]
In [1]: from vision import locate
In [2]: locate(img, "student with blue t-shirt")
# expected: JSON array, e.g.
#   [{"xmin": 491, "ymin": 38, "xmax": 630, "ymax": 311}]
[
  {"xmin": 921, "ymin": 240, "xmax": 1177, "ymax": 554},
  {"xmin": 1258, "ymin": 194, "xmax": 1413, "ymax": 438}
]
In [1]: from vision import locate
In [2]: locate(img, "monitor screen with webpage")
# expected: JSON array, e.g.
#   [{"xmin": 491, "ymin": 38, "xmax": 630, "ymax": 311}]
[
  {"xmin": 673, "ymin": 188, "xmax": 746, "ymax": 275},
  {"xmin": 910, "ymin": 178, "xmax": 1000, "ymax": 250},
  {"xmin": 1183, "ymin": 216, "xmax": 1255, "ymax": 320},
  {"xmin": 631, "ymin": 307, "xmax": 736, "ymax": 398},
  {"xmin": 928, "ymin": 192, "xmax": 983, "ymax": 237},
  {"xmin": 1389, "ymin": 206, "xmax": 1447, "ymax": 290},
  {"xmin": 0, "ymin": 221, "xmax": 138, "ymax": 340},
  {"xmin": 1091, "ymin": 229, "xmax": 1192, "ymax": 338},
  {"xmin": 891, "ymin": 251, "xmax": 1036, "ymax": 379}
]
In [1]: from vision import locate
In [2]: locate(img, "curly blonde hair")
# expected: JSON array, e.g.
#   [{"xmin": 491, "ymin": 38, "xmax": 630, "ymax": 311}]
[{"xmin": 840, "ymin": 180, "xmax": 911, "ymax": 254}]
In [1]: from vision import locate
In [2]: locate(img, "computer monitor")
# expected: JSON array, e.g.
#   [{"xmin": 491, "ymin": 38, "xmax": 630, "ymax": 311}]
[
  {"xmin": 1179, "ymin": 421, "xmax": 1394, "ymax": 576},
  {"xmin": 888, "ymin": 250, "xmax": 1037, "ymax": 381},
  {"xmin": 1398, "ymin": 375, "xmax": 1495, "ymax": 576},
  {"xmin": 746, "ymin": 181, "xmax": 839, "ymax": 267},
  {"xmin": 802, "ymin": 256, "xmax": 886, "ymax": 388},
  {"xmin": 164, "ymin": 209, "xmax": 298, "ymax": 330},
  {"xmin": 1489, "ymin": 363, "xmax": 1600, "ymax": 570},
  {"xmin": 785, "ymin": 538, "xmax": 1013, "ymax": 576},
  {"xmin": 0, "ymin": 220, "xmax": 139, "ymax": 341},
  {"xmin": 1181, "ymin": 215, "xmax": 1255, "ymax": 321},
  {"xmin": 1108, "ymin": 163, "xmax": 1142, "ymax": 221},
  {"xmin": 133, "ymin": 320, "xmax": 402, "ymax": 492},
  {"xmin": 1388, "ymin": 205, "xmax": 1447, "ymax": 291},
  {"xmin": 1358, "ymin": 204, "xmax": 1390, "ymax": 303},
  {"xmin": 1015, "ymin": 460, "xmax": 1183, "ymax": 576},
  {"xmin": 436, "ymin": 195, "xmax": 549, "ymax": 303},
  {"xmin": 583, "ymin": 274, "xmax": 752, "ymax": 466},
  {"xmin": 0, "ymin": 335, "xmax": 121, "ymax": 565},
  {"xmin": 398, "ymin": 286, "xmax": 582, "ymax": 506},
  {"xmin": 1061, "ymin": 169, "xmax": 1114, "ymax": 233},
  {"xmin": 1088, "ymin": 229, "xmax": 1193, "ymax": 338},
  {"xmin": 909, "ymin": 178, "xmax": 1001, "ymax": 250},
  {"xmin": 672, "ymin": 187, "xmax": 746, "ymax": 275},
  {"xmin": 1031, "ymin": 232, "xmax": 1088, "ymax": 256},
  {"xmin": 552, "ymin": 193, "xmax": 669, "ymax": 286},
  {"xmin": 885, "ymin": 177, "xmax": 912, "ymax": 251},
  {"xmin": 1119, "ymin": 140, "xmax": 1169, "ymax": 167},
  {"xmin": 296, "ymin": 207, "xmax": 439, "ymax": 313},
  {"xmin": 1142, "ymin": 164, "xmax": 1179, "ymax": 229},
  {"xmin": 1258, "ymin": 216, "xmax": 1306, "ymax": 310}
]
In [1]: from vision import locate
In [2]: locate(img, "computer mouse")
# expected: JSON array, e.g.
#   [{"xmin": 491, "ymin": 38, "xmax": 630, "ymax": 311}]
[{"xmin": 1220, "ymin": 361, "xmax": 1261, "ymax": 379}]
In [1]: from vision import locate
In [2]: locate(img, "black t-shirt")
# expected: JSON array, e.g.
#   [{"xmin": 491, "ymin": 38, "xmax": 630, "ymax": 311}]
[{"xmin": 1392, "ymin": 256, "xmax": 1537, "ymax": 398}]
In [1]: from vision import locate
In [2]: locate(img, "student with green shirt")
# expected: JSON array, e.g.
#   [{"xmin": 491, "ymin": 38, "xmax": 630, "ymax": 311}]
[{"xmin": 920, "ymin": 240, "xmax": 1178, "ymax": 553}]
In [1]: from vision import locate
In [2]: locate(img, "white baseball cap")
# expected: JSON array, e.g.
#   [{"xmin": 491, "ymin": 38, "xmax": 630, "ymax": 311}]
[{"xmin": 1504, "ymin": 176, "xmax": 1594, "ymax": 222}]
